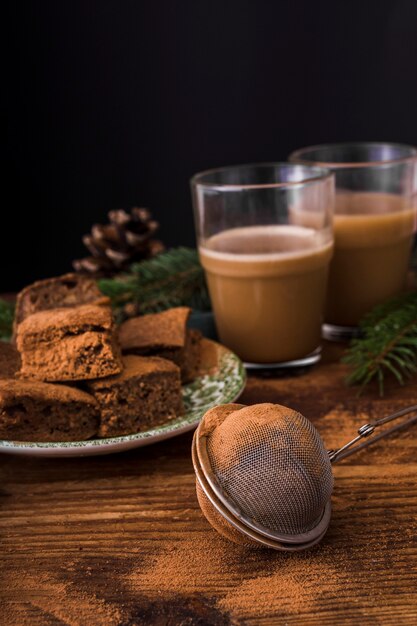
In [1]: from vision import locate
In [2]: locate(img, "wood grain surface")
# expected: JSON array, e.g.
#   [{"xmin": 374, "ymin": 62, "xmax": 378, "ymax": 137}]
[{"xmin": 1, "ymin": 343, "xmax": 416, "ymax": 625}]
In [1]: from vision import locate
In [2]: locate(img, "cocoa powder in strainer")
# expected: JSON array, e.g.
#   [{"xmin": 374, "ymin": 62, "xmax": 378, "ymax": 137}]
[{"xmin": 199, "ymin": 403, "xmax": 334, "ymax": 537}]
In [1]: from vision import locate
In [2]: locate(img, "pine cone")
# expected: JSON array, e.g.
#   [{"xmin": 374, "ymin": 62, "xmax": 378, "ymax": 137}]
[{"xmin": 73, "ymin": 207, "xmax": 164, "ymax": 277}]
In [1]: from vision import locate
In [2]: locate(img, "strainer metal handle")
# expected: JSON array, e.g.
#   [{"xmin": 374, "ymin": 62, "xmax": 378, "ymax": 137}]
[{"xmin": 328, "ymin": 404, "xmax": 417, "ymax": 463}]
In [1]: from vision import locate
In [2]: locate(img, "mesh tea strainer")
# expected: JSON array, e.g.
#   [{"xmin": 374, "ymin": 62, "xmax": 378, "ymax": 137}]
[{"xmin": 192, "ymin": 402, "xmax": 417, "ymax": 551}]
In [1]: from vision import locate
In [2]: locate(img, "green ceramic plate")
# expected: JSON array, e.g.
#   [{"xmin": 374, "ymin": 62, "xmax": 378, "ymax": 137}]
[{"xmin": 0, "ymin": 338, "xmax": 246, "ymax": 457}]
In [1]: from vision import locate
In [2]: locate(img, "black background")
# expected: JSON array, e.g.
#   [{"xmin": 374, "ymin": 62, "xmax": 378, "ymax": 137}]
[{"xmin": 5, "ymin": 0, "xmax": 417, "ymax": 291}]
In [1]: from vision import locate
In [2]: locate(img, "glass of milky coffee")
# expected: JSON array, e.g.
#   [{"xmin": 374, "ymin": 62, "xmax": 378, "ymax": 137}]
[
  {"xmin": 290, "ymin": 143, "xmax": 417, "ymax": 340},
  {"xmin": 191, "ymin": 163, "xmax": 334, "ymax": 367}
]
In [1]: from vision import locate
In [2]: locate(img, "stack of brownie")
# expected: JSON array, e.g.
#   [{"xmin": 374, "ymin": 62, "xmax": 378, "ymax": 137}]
[{"xmin": 0, "ymin": 274, "xmax": 201, "ymax": 442}]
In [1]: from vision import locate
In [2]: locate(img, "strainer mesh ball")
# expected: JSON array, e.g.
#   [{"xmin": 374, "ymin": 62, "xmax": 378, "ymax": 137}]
[{"xmin": 206, "ymin": 404, "xmax": 334, "ymax": 536}]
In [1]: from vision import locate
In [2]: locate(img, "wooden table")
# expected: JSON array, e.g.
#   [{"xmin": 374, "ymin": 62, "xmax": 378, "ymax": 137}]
[{"xmin": 1, "ymin": 344, "xmax": 416, "ymax": 625}]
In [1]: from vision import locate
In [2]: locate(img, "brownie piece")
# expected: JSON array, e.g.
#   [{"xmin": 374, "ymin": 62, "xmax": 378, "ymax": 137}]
[
  {"xmin": 86, "ymin": 355, "xmax": 184, "ymax": 437},
  {"xmin": 17, "ymin": 304, "xmax": 123, "ymax": 382},
  {"xmin": 182, "ymin": 329, "xmax": 203, "ymax": 382},
  {"xmin": 14, "ymin": 273, "xmax": 109, "ymax": 330},
  {"xmin": 118, "ymin": 307, "xmax": 202, "ymax": 382},
  {"xmin": 0, "ymin": 379, "xmax": 99, "ymax": 442},
  {"xmin": 0, "ymin": 341, "xmax": 21, "ymax": 379}
]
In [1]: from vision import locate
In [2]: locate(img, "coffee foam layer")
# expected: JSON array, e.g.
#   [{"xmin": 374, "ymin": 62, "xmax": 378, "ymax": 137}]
[{"xmin": 200, "ymin": 225, "xmax": 332, "ymax": 263}]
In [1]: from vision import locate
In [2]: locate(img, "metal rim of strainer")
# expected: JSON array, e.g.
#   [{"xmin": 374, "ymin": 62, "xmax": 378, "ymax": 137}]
[{"xmin": 192, "ymin": 423, "xmax": 332, "ymax": 551}]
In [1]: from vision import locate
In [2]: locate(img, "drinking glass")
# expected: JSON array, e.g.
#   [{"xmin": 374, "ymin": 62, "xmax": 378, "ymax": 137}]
[
  {"xmin": 290, "ymin": 143, "xmax": 417, "ymax": 340},
  {"xmin": 191, "ymin": 163, "xmax": 334, "ymax": 367}
]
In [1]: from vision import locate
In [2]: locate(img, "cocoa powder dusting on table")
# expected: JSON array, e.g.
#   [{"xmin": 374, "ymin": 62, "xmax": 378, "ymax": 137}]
[
  {"xmin": 2, "ymin": 566, "xmax": 122, "ymax": 625},
  {"xmin": 128, "ymin": 533, "xmax": 247, "ymax": 595},
  {"xmin": 127, "ymin": 519, "xmax": 415, "ymax": 622},
  {"xmin": 218, "ymin": 560, "xmax": 342, "ymax": 618},
  {"xmin": 127, "ymin": 531, "xmax": 349, "ymax": 619}
]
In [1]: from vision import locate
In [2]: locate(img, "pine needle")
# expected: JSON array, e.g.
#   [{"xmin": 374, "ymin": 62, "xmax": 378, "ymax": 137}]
[
  {"xmin": 0, "ymin": 299, "xmax": 15, "ymax": 341},
  {"xmin": 98, "ymin": 247, "xmax": 211, "ymax": 318},
  {"xmin": 343, "ymin": 290, "xmax": 417, "ymax": 395}
]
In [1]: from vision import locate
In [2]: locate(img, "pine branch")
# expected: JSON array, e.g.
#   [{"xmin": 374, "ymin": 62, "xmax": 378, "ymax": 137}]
[
  {"xmin": 0, "ymin": 299, "xmax": 15, "ymax": 341},
  {"xmin": 98, "ymin": 247, "xmax": 211, "ymax": 319},
  {"xmin": 343, "ymin": 290, "xmax": 417, "ymax": 395}
]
